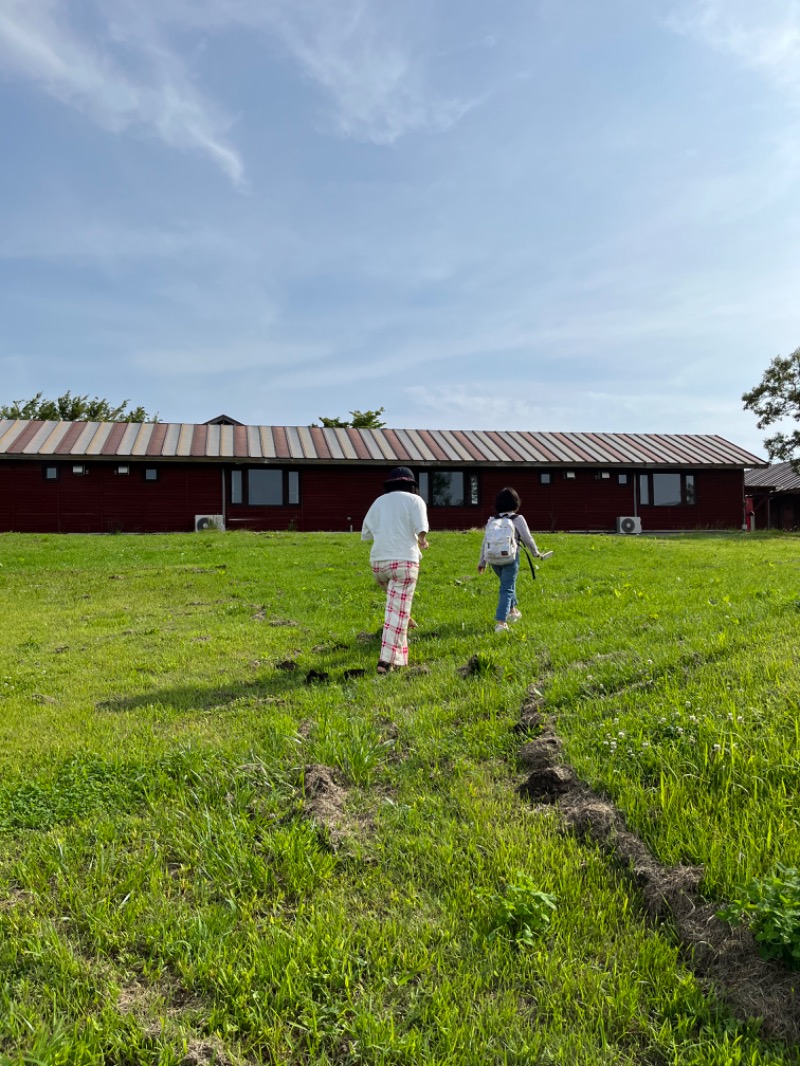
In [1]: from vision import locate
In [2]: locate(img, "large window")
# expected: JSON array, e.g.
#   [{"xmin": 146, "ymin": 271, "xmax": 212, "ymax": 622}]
[
  {"xmin": 231, "ymin": 468, "xmax": 300, "ymax": 506},
  {"xmin": 638, "ymin": 472, "xmax": 696, "ymax": 507},
  {"xmin": 418, "ymin": 471, "xmax": 479, "ymax": 507}
]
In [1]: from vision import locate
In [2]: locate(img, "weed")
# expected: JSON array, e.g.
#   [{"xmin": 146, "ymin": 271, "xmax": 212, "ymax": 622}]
[
  {"xmin": 484, "ymin": 871, "xmax": 557, "ymax": 947},
  {"xmin": 719, "ymin": 865, "xmax": 800, "ymax": 968}
]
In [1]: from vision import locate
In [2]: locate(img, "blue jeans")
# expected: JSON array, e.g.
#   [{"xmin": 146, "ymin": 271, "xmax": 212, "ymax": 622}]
[{"xmin": 492, "ymin": 557, "xmax": 520, "ymax": 622}]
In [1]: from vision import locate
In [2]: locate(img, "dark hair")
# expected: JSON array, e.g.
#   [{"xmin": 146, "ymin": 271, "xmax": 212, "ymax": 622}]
[{"xmin": 494, "ymin": 487, "xmax": 520, "ymax": 515}]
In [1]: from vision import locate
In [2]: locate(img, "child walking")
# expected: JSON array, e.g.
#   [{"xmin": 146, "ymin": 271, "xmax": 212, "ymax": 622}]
[{"xmin": 478, "ymin": 487, "xmax": 552, "ymax": 632}]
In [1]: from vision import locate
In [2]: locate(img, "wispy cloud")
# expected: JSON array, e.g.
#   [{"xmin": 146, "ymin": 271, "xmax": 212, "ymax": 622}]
[
  {"xmin": 146, "ymin": 0, "xmax": 484, "ymax": 144},
  {"xmin": 260, "ymin": 0, "xmax": 479, "ymax": 144},
  {"xmin": 668, "ymin": 0, "xmax": 800, "ymax": 100},
  {"xmin": 0, "ymin": 0, "xmax": 244, "ymax": 184}
]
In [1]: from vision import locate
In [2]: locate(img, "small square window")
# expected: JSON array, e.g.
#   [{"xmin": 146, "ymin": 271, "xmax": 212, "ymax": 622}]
[
  {"xmin": 144, "ymin": 468, "xmax": 158, "ymax": 481},
  {"xmin": 618, "ymin": 473, "xmax": 629, "ymax": 485},
  {"xmin": 72, "ymin": 463, "xmax": 87, "ymax": 476},
  {"xmin": 539, "ymin": 471, "xmax": 552, "ymax": 485},
  {"xmin": 43, "ymin": 465, "xmax": 58, "ymax": 481}
]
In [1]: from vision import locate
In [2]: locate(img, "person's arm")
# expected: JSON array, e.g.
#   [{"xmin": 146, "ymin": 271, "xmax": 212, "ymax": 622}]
[
  {"xmin": 416, "ymin": 498, "xmax": 429, "ymax": 550},
  {"xmin": 361, "ymin": 503, "xmax": 375, "ymax": 542},
  {"xmin": 477, "ymin": 529, "xmax": 487, "ymax": 572},
  {"xmin": 513, "ymin": 514, "xmax": 540, "ymax": 555}
]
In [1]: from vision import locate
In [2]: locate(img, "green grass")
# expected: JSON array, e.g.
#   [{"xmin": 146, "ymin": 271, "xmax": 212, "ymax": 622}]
[{"xmin": 0, "ymin": 529, "xmax": 799, "ymax": 1064}]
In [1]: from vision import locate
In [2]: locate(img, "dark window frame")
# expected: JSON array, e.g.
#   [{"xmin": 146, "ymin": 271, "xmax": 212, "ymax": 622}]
[
  {"xmin": 418, "ymin": 469, "xmax": 480, "ymax": 508},
  {"xmin": 144, "ymin": 467, "xmax": 159, "ymax": 482},
  {"xmin": 229, "ymin": 467, "xmax": 301, "ymax": 507},
  {"xmin": 42, "ymin": 464, "xmax": 59, "ymax": 481},
  {"xmin": 539, "ymin": 471, "xmax": 552, "ymax": 485},
  {"xmin": 638, "ymin": 471, "xmax": 697, "ymax": 507}
]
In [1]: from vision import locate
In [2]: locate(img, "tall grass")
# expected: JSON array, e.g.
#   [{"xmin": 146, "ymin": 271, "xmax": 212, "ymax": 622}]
[{"xmin": 0, "ymin": 529, "xmax": 798, "ymax": 1064}]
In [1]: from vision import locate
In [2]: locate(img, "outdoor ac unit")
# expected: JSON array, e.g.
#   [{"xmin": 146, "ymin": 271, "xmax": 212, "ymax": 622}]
[
  {"xmin": 616, "ymin": 516, "xmax": 642, "ymax": 535},
  {"xmin": 194, "ymin": 514, "xmax": 225, "ymax": 532}
]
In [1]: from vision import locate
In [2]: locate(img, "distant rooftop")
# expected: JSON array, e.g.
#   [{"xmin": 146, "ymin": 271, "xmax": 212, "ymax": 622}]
[
  {"xmin": 745, "ymin": 461, "xmax": 800, "ymax": 493},
  {"xmin": 0, "ymin": 419, "xmax": 766, "ymax": 468}
]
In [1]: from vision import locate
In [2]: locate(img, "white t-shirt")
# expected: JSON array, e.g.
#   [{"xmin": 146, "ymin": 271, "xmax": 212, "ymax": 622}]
[{"xmin": 361, "ymin": 491, "xmax": 429, "ymax": 564}]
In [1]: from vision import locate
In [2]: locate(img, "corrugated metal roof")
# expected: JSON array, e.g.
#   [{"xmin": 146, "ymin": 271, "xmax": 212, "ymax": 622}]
[
  {"xmin": 745, "ymin": 461, "xmax": 800, "ymax": 492},
  {"xmin": 0, "ymin": 420, "xmax": 765, "ymax": 468}
]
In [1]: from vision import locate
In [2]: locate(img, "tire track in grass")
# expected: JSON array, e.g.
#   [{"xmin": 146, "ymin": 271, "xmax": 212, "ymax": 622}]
[{"xmin": 514, "ymin": 684, "xmax": 800, "ymax": 1046}]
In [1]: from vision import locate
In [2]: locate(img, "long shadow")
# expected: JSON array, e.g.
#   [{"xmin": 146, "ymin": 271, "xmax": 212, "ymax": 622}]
[{"xmin": 95, "ymin": 645, "xmax": 382, "ymax": 715}]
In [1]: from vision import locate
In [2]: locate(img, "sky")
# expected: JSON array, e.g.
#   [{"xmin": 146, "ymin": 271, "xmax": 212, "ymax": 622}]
[{"xmin": 1, "ymin": 0, "xmax": 799, "ymax": 455}]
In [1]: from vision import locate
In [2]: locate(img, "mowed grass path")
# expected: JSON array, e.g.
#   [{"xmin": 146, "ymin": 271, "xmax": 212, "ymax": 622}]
[{"xmin": 0, "ymin": 530, "xmax": 799, "ymax": 1066}]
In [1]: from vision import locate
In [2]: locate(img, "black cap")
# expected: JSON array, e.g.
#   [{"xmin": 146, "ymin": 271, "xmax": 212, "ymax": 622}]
[{"xmin": 384, "ymin": 466, "xmax": 418, "ymax": 487}]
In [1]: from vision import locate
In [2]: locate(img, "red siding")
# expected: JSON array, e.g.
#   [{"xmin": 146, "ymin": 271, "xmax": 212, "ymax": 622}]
[{"xmin": 0, "ymin": 460, "xmax": 746, "ymax": 534}]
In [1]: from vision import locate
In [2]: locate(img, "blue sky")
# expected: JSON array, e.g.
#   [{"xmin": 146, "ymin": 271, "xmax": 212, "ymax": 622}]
[{"xmin": 1, "ymin": 0, "xmax": 799, "ymax": 454}]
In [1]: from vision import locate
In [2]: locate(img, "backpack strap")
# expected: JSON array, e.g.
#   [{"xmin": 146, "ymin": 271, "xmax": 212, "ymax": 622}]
[{"xmin": 521, "ymin": 545, "xmax": 537, "ymax": 581}]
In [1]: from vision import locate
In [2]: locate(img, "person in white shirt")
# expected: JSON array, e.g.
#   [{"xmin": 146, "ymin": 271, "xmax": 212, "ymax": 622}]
[{"xmin": 361, "ymin": 467, "xmax": 429, "ymax": 673}]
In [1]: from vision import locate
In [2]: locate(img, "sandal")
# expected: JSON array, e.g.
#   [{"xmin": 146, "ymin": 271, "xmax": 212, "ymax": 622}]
[{"xmin": 376, "ymin": 661, "xmax": 394, "ymax": 675}]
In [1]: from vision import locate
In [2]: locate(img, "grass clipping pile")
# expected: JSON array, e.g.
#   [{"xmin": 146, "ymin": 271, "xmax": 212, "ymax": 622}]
[{"xmin": 515, "ymin": 687, "xmax": 800, "ymax": 1045}]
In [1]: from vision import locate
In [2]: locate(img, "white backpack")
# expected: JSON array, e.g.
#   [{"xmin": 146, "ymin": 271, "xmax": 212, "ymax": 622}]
[{"xmin": 484, "ymin": 515, "xmax": 518, "ymax": 566}]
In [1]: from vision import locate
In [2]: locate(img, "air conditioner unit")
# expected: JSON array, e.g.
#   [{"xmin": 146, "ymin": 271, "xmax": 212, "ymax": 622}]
[
  {"xmin": 616, "ymin": 516, "xmax": 642, "ymax": 535},
  {"xmin": 194, "ymin": 514, "xmax": 225, "ymax": 532}
]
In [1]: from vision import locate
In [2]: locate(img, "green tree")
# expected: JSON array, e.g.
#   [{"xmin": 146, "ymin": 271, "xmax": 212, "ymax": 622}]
[
  {"xmin": 314, "ymin": 408, "xmax": 386, "ymax": 429},
  {"xmin": 743, "ymin": 347, "xmax": 800, "ymax": 470},
  {"xmin": 0, "ymin": 391, "xmax": 158, "ymax": 423}
]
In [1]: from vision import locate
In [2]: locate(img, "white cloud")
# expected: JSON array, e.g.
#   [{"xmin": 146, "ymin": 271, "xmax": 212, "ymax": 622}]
[
  {"xmin": 668, "ymin": 0, "xmax": 800, "ymax": 100},
  {"xmin": 260, "ymin": 0, "xmax": 478, "ymax": 144},
  {"xmin": 136, "ymin": 0, "xmax": 482, "ymax": 144},
  {"xmin": 0, "ymin": 0, "xmax": 244, "ymax": 184}
]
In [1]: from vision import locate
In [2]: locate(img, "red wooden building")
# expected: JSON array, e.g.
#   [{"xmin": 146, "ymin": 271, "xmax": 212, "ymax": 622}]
[{"xmin": 0, "ymin": 418, "xmax": 764, "ymax": 534}]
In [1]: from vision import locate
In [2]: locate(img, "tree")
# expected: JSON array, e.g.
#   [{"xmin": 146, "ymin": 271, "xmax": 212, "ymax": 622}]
[
  {"xmin": 0, "ymin": 391, "xmax": 158, "ymax": 423},
  {"xmin": 314, "ymin": 408, "xmax": 386, "ymax": 429},
  {"xmin": 743, "ymin": 347, "xmax": 800, "ymax": 471}
]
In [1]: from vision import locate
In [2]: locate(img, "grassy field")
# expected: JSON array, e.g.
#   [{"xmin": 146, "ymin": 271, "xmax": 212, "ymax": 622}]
[{"xmin": 1, "ymin": 529, "xmax": 799, "ymax": 1066}]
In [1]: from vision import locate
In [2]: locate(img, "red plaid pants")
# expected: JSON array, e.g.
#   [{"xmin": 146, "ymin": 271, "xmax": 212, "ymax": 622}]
[{"xmin": 371, "ymin": 560, "xmax": 419, "ymax": 667}]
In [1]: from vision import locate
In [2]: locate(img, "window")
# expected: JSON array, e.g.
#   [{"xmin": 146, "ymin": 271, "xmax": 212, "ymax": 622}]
[
  {"xmin": 539, "ymin": 472, "xmax": 552, "ymax": 485},
  {"xmin": 564, "ymin": 470, "xmax": 576, "ymax": 480},
  {"xmin": 115, "ymin": 464, "xmax": 130, "ymax": 476},
  {"xmin": 230, "ymin": 468, "xmax": 301, "ymax": 506},
  {"xmin": 597, "ymin": 471, "xmax": 611, "ymax": 480},
  {"xmin": 418, "ymin": 470, "xmax": 480, "ymax": 508},
  {"xmin": 144, "ymin": 468, "xmax": 158, "ymax": 481},
  {"xmin": 638, "ymin": 472, "xmax": 697, "ymax": 507},
  {"xmin": 72, "ymin": 463, "xmax": 88, "ymax": 476},
  {"xmin": 43, "ymin": 465, "xmax": 58, "ymax": 481},
  {"xmin": 618, "ymin": 473, "xmax": 629, "ymax": 485}
]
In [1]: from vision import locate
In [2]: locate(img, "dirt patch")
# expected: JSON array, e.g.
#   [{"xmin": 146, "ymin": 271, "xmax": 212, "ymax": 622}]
[
  {"xmin": 515, "ymin": 684, "xmax": 800, "ymax": 1045},
  {"xmin": 179, "ymin": 1039, "xmax": 235, "ymax": 1066},
  {"xmin": 302, "ymin": 764, "xmax": 349, "ymax": 846},
  {"xmin": 305, "ymin": 669, "xmax": 330, "ymax": 684},
  {"xmin": 275, "ymin": 659, "xmax": 298, "ymax": 671},
  {"xmin": 356, "ymin": 630, "xmax": 379, "ymax": 643},
  {"xmin": 457, "ymin": 655, "xmax": 482, "ymax": 677}
]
